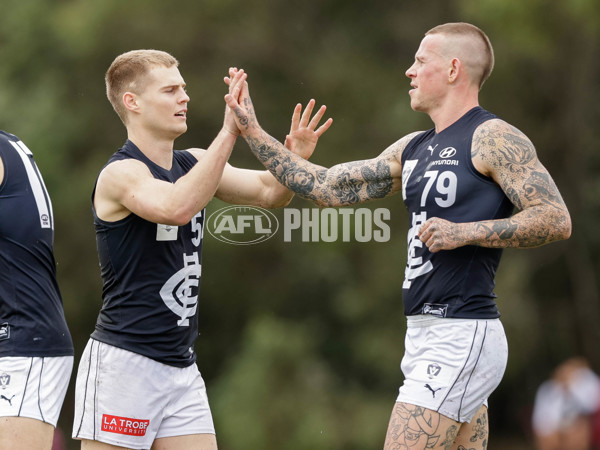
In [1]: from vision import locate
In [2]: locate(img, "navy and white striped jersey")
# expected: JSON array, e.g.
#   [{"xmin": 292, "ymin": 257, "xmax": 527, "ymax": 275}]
[
  {"xmin": 91, "ymin": 140, "xmax": 204, "ymax": 368},
  {"xmin": 0, "ymin": 130, "xmax": 73, "ymax": 357},
  {"xmin": 400, "ymin": 107, "xmax": 514, "ymax": 319}
]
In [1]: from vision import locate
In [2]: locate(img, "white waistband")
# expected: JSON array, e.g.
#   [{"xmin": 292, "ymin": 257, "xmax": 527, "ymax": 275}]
[{"xmin": 406, "ymin": 314, "xmax": 499, "ymax": 328}]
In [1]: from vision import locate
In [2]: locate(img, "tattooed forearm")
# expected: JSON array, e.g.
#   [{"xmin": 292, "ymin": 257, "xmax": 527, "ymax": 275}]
[
  {"xmin": 244, "ymin": 129, "xmax": 397, "ymax": 207},
  {"xmin": 469, "ymin": 205, "xmax": 565, "ymax": 248},
  {"xmin": 247, "ymin": 134, "xmax": 321, "ymax": 201}
]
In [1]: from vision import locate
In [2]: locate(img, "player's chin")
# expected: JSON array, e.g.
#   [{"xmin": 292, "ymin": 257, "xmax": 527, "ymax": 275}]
[
  {"xmin": 168, "ymin": 125, "xmax": 187, "ymax": 140},
  {"xmin": 409, "ymin": 99, "xmax": 425, "ymax": 113}
]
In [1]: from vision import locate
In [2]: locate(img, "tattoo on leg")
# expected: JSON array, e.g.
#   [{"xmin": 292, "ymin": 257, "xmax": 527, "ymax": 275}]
[
  {"xmin": 385, "ymin": 404, "xmax": 441, "ymax": 449},
  {"xmin": 469, "ymin": 411, "xmax": 488, "ymax": 445},
  {"xmin": 441, "ymin": 425, "xmax": 458, "ymax": 449}
]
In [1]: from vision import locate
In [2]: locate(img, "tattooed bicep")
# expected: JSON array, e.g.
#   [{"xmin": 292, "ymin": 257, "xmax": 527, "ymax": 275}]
[
  {"xmin": 473, "ymin": 119, "xmax": 537, "ymax": 172},
  {"xmin": 473, "ymin": 119, "xmax": 562, "ymax": 211}
]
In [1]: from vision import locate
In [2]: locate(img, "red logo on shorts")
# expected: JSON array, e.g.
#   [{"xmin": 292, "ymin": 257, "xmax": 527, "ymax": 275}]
[{"xmin": 102, "ymin": 414, "xmax": 149, "ymax": 436}]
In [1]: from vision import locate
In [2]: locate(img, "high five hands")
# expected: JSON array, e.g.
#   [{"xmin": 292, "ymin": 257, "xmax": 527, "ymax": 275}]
[{"xmin": 224, "ymin": 67, "xmax": 332, "ymax": 159}]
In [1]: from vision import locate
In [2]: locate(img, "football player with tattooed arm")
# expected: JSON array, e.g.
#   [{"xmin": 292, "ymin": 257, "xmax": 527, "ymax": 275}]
[
  {"xmin": 71, "ymin": 50, "xmax": 331, "ymax": 450},
  {"xmin": 225, "ymin": 22, "xmax": 571, "ymax": 450}
]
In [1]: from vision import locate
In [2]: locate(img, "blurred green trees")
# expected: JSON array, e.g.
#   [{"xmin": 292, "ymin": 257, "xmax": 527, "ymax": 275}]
[{"xmin": 0, "ymin": 0, "xmax": 598, "ymax": 448}]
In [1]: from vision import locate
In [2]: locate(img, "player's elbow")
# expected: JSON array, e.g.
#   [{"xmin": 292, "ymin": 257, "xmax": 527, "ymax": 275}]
[
  {"xmin": 165, "ymin": 204, "xmax": 204, "ymax": 226},
  {"xmin": 558, "ymin": 211, "xmax": 572, "ymax": 240},
  {"xmin": 170, "ymin": 214, "xmax": 194, "ymax": 227},
  {"xmin": 312, "ymin": 198, "xmax": 335, "ymax": 208},
  {"xmin": 547, "ymin": 208, "xmax": 572, "ymax": 242},
  {"xmin": 270, "ymin": 196, "xmax": 293, "ymax": 209}
]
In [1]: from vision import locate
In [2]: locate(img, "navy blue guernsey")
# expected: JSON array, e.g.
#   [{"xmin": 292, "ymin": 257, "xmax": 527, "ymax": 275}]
[
  {"xmin": 400, "ymin": 107, "xmax": 514, "ymax": 318},
  {"xmin": 91, "ymin": 140, "xmax": 203, "ymax": 368},
  {"xmin": 0, "ymin": 131, "xmax": 73, "ymax": 357}
]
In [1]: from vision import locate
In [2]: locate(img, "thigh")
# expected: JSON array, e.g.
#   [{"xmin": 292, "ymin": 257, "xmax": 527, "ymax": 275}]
[
  {"xmin": 384, "ymin": 401, "xmax": 462, "ymax": 449},
  {"xmin": 151, "ymin": 434, "xmax": 217, "ymax": 450},
  {"xmin": 81, "ymin": 438, "xmax": 135, "ymax": 449},
  {"xmin": 0, "ymin": 416, "xmax": 55, "ymax": 450},
  {"xmin": 155, "ymin": 364, "xmax": 214, "ymax": 440},
  {"xmin": 453, "ymin": 405, "xmax": 488, "ymax": 449}
]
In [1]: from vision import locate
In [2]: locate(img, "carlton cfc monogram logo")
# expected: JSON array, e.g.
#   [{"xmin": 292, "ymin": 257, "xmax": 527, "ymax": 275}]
[{"xmin": 160, "ymin": 252, "xmax": 201, "ymax": 326}]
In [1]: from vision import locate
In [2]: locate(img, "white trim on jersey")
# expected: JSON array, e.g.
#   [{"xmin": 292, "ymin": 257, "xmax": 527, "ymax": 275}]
[{"xmin": 8, "ymin": 140, "xmax": 54, "ymax": 230}]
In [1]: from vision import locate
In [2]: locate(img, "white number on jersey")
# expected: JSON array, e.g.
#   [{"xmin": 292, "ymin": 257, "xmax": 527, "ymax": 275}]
[
  {"xmin": 421, "ymin": 170, "xmax": 457, "ymax": 208},
  {"xmin": 9, "ymin": 140, "xmax": 53, "ymax": 230}
]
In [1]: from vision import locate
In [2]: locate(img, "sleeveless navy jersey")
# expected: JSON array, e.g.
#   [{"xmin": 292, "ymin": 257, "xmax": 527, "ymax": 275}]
[
  {"xmin": 400, "ymin": 107, "xmax": 514, "ymax": 318},
  {"xmin": 91, "ymin": 140, "xmax": 204, "ymax": 367},
  {"xmin": 0, "ymin": 131, "xmax": 73, "ymax": 357}
]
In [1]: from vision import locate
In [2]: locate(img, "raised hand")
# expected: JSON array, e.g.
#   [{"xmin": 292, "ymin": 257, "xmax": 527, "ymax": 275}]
[
  {"xmin": 223, "ymin": 67, "xmax": 247, "ymax": 136},
  {"xmin": 284, "ymin": 99, "xmax": 333, "ymax": 160},
  {"xmin": 224, "ymin": 71, "xmax": 259, "ymax": 136}
]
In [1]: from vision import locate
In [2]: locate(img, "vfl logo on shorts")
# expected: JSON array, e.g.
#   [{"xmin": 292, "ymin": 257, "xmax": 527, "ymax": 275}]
[
  {"xmin": 102, "ymin": 414, "xmax": 149, "ymax": 436},
  {"xmin": 427, "ymin": 363, "xmax": 441, "ymax": 378},
  {"xmin": 422, "ymin": 303, "xmax": 448, "ymax": 318},
  {"xmin": 0, "ymin": 372, "xmax": 16, "ymax": 406},
  {"xmin": 0, "ymin": 372, "xmax": 10, "ymax": 388}
]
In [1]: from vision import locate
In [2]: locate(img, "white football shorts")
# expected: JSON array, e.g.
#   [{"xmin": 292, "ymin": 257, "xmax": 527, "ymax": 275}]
[
  {"xmin": 72, "ymin": 339, "xmax": 215, "ymax": 449},
  {"xmin": 0, "ymin": 355, "xmax": 74, "ymax": 426},
  {"xmin": 396, "ymin": 315, "xmax": 508, "ymax": 423}
]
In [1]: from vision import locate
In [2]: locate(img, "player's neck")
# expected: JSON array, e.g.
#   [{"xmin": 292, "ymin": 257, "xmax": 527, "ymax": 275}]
[
  {"xmin": 430, "ymin": 93, "xmax": 480, "ymax": 133},
  {"xmin": 127, "ymin": 128, "xmax": 177, "ymax": 169}
]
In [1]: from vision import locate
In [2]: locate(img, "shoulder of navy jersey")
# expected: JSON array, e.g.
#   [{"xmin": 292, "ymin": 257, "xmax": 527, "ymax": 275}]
[{"xmin": 0, "ymin": 130, "xmax": 19, "ymax": 143}]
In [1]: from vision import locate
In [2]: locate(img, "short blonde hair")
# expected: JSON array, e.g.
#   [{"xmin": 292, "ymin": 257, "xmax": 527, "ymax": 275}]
[
  {"xmin": 105, "ymin": 49, "xmax": 179, "ymax": 124},
  {"xmin": 426, "ymin": 22, "xmax": 494, "ymax": 89}
]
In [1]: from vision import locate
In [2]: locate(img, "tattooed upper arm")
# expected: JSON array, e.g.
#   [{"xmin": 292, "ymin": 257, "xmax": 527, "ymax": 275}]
[
  {"xmin": 468, "ymin": 119, "xmax": 571, "ymax": 247},
  {"xmin": 473, "ymin": 119, "xmax": 551, "ymax": 211}
]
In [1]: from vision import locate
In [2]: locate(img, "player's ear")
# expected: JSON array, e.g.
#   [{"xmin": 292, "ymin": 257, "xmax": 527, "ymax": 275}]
[
  {"xmin": 123, "ymin": 92, "xmax": 139, "ymax": 113},
  {"xmin": 448, "ymin": 58, "xmax": 460, "ymax": 84}
]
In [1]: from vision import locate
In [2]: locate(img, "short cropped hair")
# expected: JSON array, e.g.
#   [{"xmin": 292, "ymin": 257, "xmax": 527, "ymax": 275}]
[
  {"xmin": 105, "ymin": 49, "xmax": 179, "ymax": 124},
  {"xmin": 426, "ymin": 22, "xmax": 494, "ymax": 89}
]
